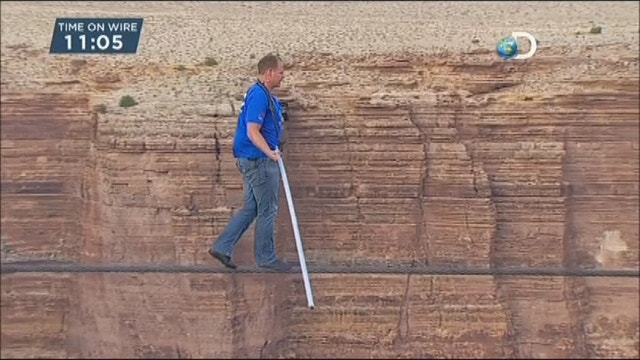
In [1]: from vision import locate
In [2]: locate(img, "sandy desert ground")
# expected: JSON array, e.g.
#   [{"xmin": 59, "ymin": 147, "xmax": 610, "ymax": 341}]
[
  {"xmin": 1, "ymin": 1, "xmax": 639, "ymax": 84},
  {"xmin": 2, "ymin": 1, "xmax": 639, "ymax": 63},
  {"xmin": 1, "ymin": 1, "xmax": 638, "ymax": 132}
]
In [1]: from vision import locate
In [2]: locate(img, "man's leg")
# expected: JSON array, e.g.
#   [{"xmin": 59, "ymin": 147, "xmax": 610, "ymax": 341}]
[
  {"xmin": 252, "ymin": 159, "xmax": 281, "ymax": 266},
  {"xmin": 212, "ymin": 164, "xmax": 257, "ymax": 258}
]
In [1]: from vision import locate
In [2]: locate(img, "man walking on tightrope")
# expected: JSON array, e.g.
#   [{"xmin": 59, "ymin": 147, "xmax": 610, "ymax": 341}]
[{"xmin": 208, "ymin": 53, "xmax": 291, "ymax": 271}]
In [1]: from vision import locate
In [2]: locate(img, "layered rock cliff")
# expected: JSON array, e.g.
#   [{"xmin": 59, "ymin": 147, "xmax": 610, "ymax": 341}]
[{"xmin": 2, "ymin": 44, "xmax": 638, "ymax": 359}]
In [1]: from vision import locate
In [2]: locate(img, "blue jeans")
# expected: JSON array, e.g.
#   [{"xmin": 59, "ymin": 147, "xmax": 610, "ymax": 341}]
[{"xmin": 212, "ymin": 157, "xmax": 280, "ymax": 266}]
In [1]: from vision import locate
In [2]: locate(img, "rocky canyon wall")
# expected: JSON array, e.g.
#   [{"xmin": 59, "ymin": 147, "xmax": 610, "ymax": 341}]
[{"xmin": 2, "ymin": 41, "xmax": 638, "ymax": 360}]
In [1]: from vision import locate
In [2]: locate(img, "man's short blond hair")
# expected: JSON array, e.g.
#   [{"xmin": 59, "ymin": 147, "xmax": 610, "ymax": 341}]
[{"xmin": 258, "ymin": 53, "xmax": 282, "ymax": 75}]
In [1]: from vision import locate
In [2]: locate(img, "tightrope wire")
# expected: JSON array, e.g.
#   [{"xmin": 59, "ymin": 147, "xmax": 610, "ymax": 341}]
[{"xmin": 1, "ymin": 261, "xmax": 638, "ymax": 277}]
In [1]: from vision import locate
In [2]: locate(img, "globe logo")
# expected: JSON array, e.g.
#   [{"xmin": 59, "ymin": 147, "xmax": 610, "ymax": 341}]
[
  {"xmin": 496, "ymin": 32, "xmax": 538, "ymax": 60},
  {"xmin": 497, "ymin": 36, "xmax": 518, "ymax": 59}
]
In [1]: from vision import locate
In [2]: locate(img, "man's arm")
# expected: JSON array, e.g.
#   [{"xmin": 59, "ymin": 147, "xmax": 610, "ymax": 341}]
[
  {"xmin": 247, "ymin": 123, "xmax": 275, "ymax": 156},
  {"xmin": 244, "ymin": 90, "xmax": 280, "ymax": 161}
]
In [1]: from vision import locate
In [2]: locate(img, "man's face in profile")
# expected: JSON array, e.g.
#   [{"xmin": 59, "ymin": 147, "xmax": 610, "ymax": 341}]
[{"xmin": 269, "ymin": 62, "xmax": 285, "ymax": 88}]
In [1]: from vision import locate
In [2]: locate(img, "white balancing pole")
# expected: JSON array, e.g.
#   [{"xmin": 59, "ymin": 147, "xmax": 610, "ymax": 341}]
[{"xmin": 276, "ymin": 150, "xmax": 315, "ymax": 309}]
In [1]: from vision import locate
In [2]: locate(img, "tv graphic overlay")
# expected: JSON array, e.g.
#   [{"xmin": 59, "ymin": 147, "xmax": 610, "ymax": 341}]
[
  {"xmin": 49, "ymin": 18, "xmax": 143, "ymax": 54},
  {"xmin": 496, "ymin": 31, "xmax": 538, "ymax": 60}
]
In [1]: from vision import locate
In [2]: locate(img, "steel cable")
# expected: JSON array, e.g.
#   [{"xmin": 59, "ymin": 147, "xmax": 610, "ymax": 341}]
[{"xmin": 1, "ymin": 260, "xmax": 638, "ymax": 277}]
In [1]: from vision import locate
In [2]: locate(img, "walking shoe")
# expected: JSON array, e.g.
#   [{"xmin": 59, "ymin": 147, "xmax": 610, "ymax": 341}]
[
  {"xmin": 208, "ymin": 249, "xmax": 237, "ymax": 269},
  {"xmin": 259, "ymin": 259, "xmax": 292, "ymax": 271}
]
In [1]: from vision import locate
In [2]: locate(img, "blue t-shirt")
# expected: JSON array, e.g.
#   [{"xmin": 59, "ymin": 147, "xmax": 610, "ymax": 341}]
[{"xmin": 233, "ymin": 83, "xmax": 284, "ymax": 159}]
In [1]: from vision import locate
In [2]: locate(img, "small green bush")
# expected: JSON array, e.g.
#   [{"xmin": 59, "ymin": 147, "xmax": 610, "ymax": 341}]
[
  {"xmin": 119, "ymin": 95, "xmax": 138, "ymax": 108},
  {"xmin": 203, "ymin": 57, "xmax": 218, "ymax": 66}
]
